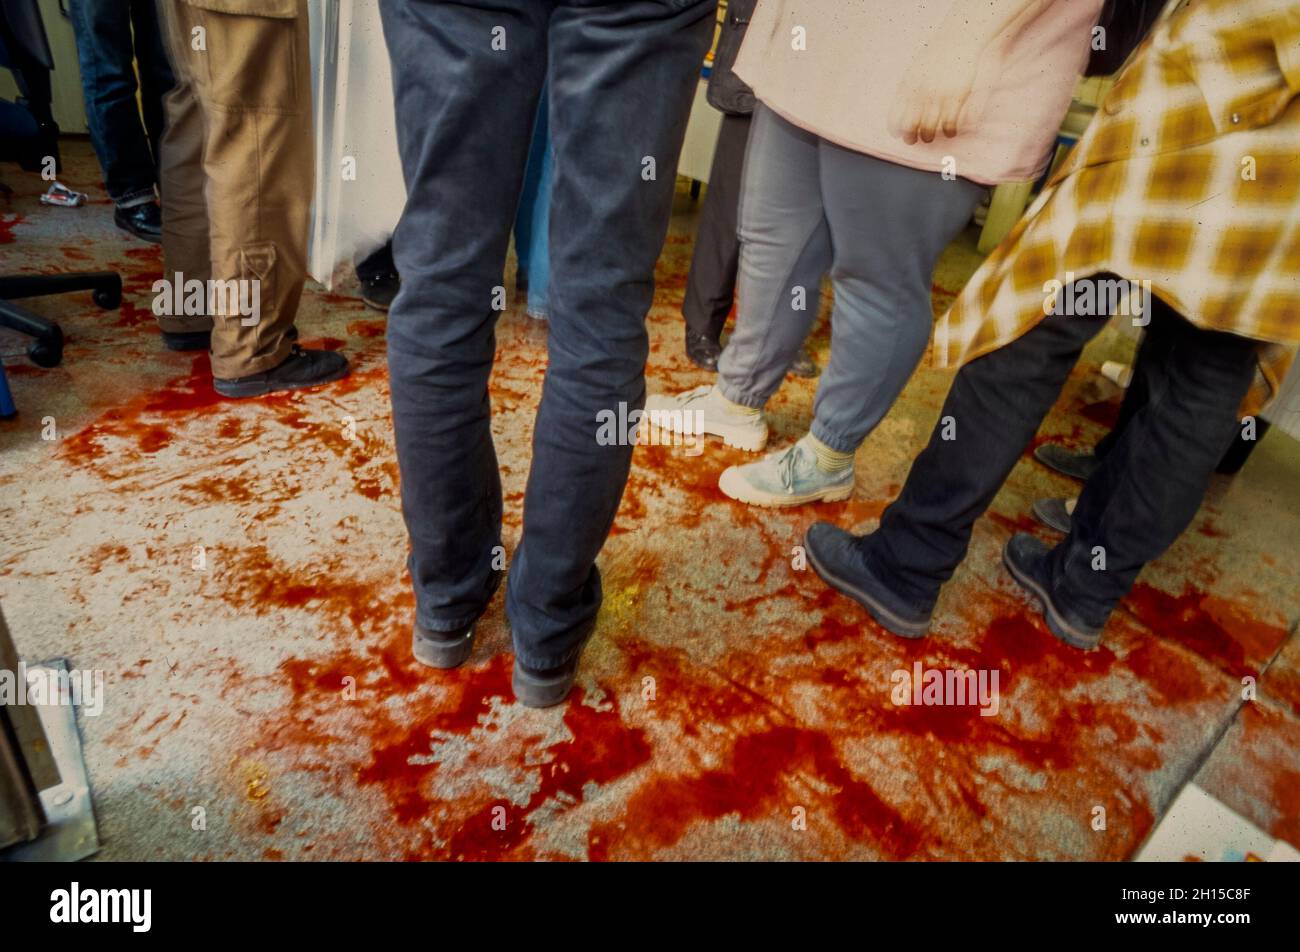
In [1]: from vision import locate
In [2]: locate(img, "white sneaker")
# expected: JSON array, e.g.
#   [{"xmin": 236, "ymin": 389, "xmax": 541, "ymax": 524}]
[
  {"xmin": 718, "ymin": 439, "xmax": 854, "ymax": 508},
  {"xmin": 643, "ymin": 384, "xmax": 768, "ymax": 452}
]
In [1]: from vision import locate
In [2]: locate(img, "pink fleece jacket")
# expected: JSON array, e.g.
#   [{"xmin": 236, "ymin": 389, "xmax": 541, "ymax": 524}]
[{"xmin": 733, "ymin": 0, "xmax": 1107, "ymax": 185}]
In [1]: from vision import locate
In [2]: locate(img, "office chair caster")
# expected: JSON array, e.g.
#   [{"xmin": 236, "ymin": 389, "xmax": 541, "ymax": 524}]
[
  {"xmin": 1, "ymin": 271, "xmax": 117, "ymax": 371},
  {"xmin": 27, "ymin": 325, "xmax": 63, "ymax": 368}
]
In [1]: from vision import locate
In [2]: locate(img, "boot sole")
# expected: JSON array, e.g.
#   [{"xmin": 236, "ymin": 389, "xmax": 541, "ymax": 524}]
[
  {"xmin": 805, "ymin": 532, "xmax": 930, "ymax": 639},
  {"xmin": 719, "ymin": 467, "xmax": 852, "ymax": 508},
  {"xmin": 1001, "ymin": 544, "xmax": 1102, "ymax": 650},
  {"xmin": 1031, "ymin": 498, "xmax": 1072, "ymax": 534},
  {"xmin": 214, "ymin": 363, "xmax": 349, "ymax": 399},
  {"xmin": 640, "ymin": 411, "xmax": 767, "ymax": 453},
  {"xmin": 511, "ymin": 663, "xmax": 577, "ymax": 709},
  {"xmin": 412, "ymin": 625, "xmax": 475, "ymax": 670}
]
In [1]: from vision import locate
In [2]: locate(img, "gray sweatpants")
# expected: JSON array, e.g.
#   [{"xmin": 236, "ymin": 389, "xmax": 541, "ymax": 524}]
[{"xmin": 717, "ymin": 104, "xmax": 986, "ymax": 452}]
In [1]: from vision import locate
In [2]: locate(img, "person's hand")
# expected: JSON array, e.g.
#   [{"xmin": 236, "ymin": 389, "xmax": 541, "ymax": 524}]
[{"xmin": 887, "ymin": 42, "xmax": 981, "ymax": 144}]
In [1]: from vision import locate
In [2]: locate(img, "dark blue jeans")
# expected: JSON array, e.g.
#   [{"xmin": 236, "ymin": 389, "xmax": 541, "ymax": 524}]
[
  {"xmin": 69, "ymin": 0, "xmax": 174, "ymax": 204},
  {"xmin": 862, "ymin": 279, "xmax": 1260, "ymax": 629},
  {"xmin": 380, "ymin": 0, "xmax": 714, "ymax": 668}
]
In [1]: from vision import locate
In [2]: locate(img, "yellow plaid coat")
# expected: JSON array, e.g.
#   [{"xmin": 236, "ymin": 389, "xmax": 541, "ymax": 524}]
[{"xmin": 935, "ymin": 0, "xmax": 1300, "ymax": 415}]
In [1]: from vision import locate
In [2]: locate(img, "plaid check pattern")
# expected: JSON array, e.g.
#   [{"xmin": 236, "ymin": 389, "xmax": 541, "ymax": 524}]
[{"xmin": 936, "ymin": 0, "xmax": 1300, "ymax": 415}]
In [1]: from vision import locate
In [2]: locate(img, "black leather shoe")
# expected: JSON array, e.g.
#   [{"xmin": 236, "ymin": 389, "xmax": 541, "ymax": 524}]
[
  {"xmin": 356, "ymin": 242, "xmax": 398, "ymax": 310},
  {"xmin": 114, "ymin": 202, "xmax": 162, "ymax": 243},
  {"xmin": 804, "ymin": 522, "xmax": 932, "ymax": 638},
  {"xmin": 410, "ymin": 569, "xmax": 503, "ymax": 670},
  {"xmin": 17, "ymin": 117, "xmax": 61, "ymax": 174},
  {"xmin": 790, "ymin": 347, "xmax": 819, "ymax": 378},
  {"xmin": 1031, "ymin": 497, "xmax": 1072, "ymax": 534},
  {"xmin": 161, "ymin": 330, "xmax": 211, "ymax": 352},
  {"xmin": 513, "ymin": 621, "xmax": 596, "ymax": 708},
  {"xmin": 1033, "ymin": 444, "xmax": 1100, "ymax": 481},
  {"xmin": 359, "ymin": 270, "xmax": 399, "ymax": 311},
  {"xmin": 685, "ymin": 332, "xmax": 722, "ymax": 371},
  {"xmin": 513, "ymin": 657, "xmax": 581, "ymax": 708},
  {"xmin": 1001, "ymin": 534, "xmax": 1104, "ymax": 650},
  {"xmin": 412, "ymin": 621, "xmax": 477, "ymax": 669},
  {"xmin": 213, "ymin": 346, "xmax": 349, "ymax": 398}
]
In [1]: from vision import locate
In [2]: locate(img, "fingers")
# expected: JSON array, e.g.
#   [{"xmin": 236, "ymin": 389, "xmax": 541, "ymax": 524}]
[
  {"xmin": 939, "ymin": 92, "xmax": 966, "ymax": 139},
  {"xmin": 889, "ymin": 94, "xmax": 965, "ymax": 144},
  {"xmin": 916, "ymin": 96, "xmax": 941, "ymax": 143}
]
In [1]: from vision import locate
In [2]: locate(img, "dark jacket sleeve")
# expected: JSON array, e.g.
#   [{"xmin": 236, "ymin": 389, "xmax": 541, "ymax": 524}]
[
  {"xmin": 0, "ymin": 0, "xmax": 54, "ymax": 69},
  {"xmin": 706, "ymin": 0, "xmax": 756, "ymax": 115}
]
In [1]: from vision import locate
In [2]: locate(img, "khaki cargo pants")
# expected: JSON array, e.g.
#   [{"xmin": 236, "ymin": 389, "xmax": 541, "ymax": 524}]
[{"xmin": 156, "ymin": 0, "xmax": 312, "ymax": 380}]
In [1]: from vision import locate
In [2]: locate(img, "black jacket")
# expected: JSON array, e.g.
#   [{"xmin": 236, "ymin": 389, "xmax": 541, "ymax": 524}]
[
  {"xmin": 706, "ymin": 0, "xmax": 756, "ymax": 116},
  {"xmin": 0, "ymin": 0, "xmax": 53, "ymax": 69}
]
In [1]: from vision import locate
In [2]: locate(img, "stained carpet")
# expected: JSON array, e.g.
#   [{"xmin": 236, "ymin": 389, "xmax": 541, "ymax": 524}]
[{"xmin": 1, "ymin": 142, "xmax": 1297, "ymax": 860}]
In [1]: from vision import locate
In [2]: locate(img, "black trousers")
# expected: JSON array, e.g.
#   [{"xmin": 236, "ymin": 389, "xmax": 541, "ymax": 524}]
[
  {"xmin": 862, "ymin": 279, "xmax": 1260, "ymax": 628},
  {"xmin": 681, "ymin": 111, "xmax": 750, "ymax": 341},
  {"xmin": 1094, "ymin": 315, "xmax": 1266, "ymax": 471},
  {"xmin": 381, "ymin": 0, "xmax": 714, "ymax": 668}
]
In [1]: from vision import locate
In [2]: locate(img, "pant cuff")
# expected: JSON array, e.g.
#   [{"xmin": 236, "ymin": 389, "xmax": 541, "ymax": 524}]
[
  {"xmin": 511, "ymin": 621, "xmax": 596, "ymax": 672},
  {"xmin": 809, "ymin": 419, "xmax": 860, "ymax": 455},
  {"xmin": 157, "ymin": 316, "xmax": 214, "ymax": 334},
  {"xmin": 209, "ymin": 328, "xmax": 295, "ymax": 381},
  {"xmin": 717, "ymin": 377, "xmax": 769, "ymax": 411},
  {"xmin": 859, "ymin": 535, "xmax": 941, "ymax": 614},
  {"xmin": 417, "ymin": 610, "xmax": 480, "ymax": 634},
  {"xmin": 1051, "ymin": 548, "xmax": 1119, "ymax": 631},
  {"xmin": 116, "ymin": 190, "xmax": 156, "ymax": 209}
]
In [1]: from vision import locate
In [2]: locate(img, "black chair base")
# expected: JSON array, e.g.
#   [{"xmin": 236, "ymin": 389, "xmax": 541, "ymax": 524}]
[{"xmin": 0, "ymin": 271, "xmax": 121, "ymax": 368}]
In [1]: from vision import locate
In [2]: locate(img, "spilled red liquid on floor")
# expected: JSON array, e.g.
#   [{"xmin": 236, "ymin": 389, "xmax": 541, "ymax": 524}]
[
  {"xmin": 588, "ymin": 724, "xmax": 922, "ymax": 860},
  {"xmin": 25, "ymin": 181, "xmax": 1288, "ymax": 861},
  {"xmin": 59, "ymin": 353, "xmax": 223, "ymax": 464},
  {"xmin": 1122, "ymin": 582, "xmax": 1285, "ymax": 679},
  {"xmin": 1079, "ymin": 397, "xmax": 1122, "ymax": 430},
  {"xmin": 0, "ymin": 213, "xmax": 24, "ymax": 244}
]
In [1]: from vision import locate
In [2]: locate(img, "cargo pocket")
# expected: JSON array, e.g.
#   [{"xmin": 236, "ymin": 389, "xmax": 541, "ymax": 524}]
[
  {"xmin": 182, "ymin": 0, "xmax": 300, "ymax": 111},
  {"xmin": 237, "ymin": 242, "xmax": 277, "ymax": 329},
  {"xmin": 183, "ymin": 0, "xmax": 297, "ymax": 17}
]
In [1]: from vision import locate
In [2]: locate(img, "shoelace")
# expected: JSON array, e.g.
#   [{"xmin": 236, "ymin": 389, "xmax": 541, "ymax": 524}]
[
  {"xmin": 777, "ymin": 444, "xmax": 802, "ymax": 493},
  {"xmin": 679, "ymin": 384, "xmax": 714, "ymax": 406}
]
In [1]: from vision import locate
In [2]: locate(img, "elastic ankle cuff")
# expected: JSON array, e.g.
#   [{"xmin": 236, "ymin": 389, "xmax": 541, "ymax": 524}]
[
  {"xmin": 804, "ymin": 433, "xmax": 854, "ymax": 473},
  {"xmin": 808, "ymin": 422, "xmax": 859, "ymax": 457},
  {"xmin": 716, "ymin": 381, "xmax": 766, "ymax": 412}
]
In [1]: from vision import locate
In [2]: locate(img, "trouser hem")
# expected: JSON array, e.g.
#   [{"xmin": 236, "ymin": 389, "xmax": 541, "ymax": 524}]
[
  {"xmin": 117, "ymin": 190, "xmax": 156, "ymax": 208},
  {"xmin": 157, "ymin": 315, "xmax": 214, "ymax": 334},
  {"xmin": 717, "ymin": 377, "xmax": 770, "ymax": 411},
  {"xmin": 809, "ymin": 418, "xmax": 860, "ymax": 455},
  {"xmin": 209, "ymin": 328, "xmax": 295, "ymax": 380},
  {"xmin": 510, "ymin": 620, "xmax": 596, "ymax": 672}
]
